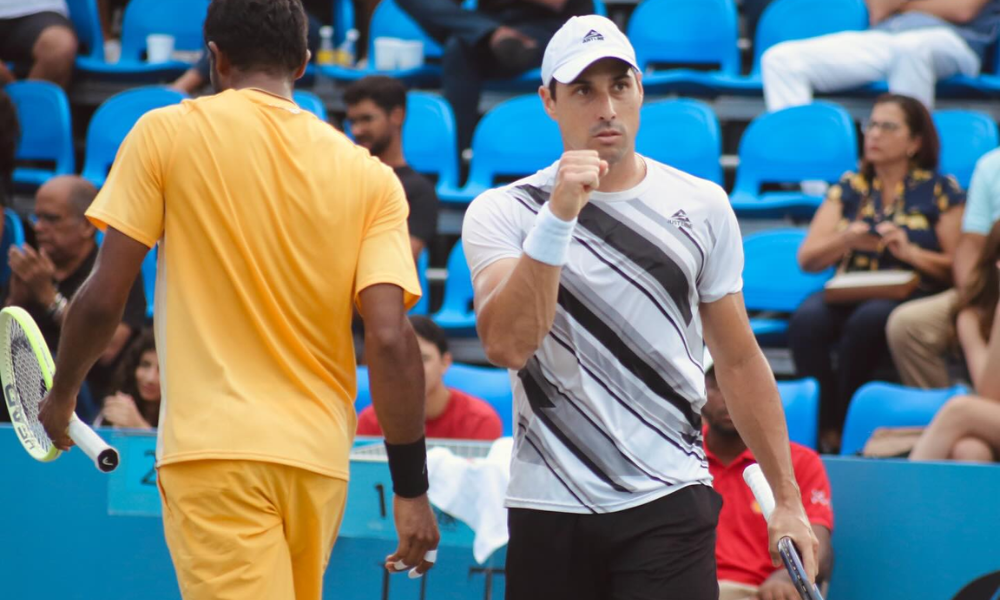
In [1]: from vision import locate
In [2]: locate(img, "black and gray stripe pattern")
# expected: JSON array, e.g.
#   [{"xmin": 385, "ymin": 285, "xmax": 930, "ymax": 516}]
[{"xmin": 464, "ymin": 157, "xmax": 744, "ymax": 514}]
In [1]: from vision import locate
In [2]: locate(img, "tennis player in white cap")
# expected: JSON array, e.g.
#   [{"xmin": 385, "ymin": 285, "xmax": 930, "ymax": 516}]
[{"xmin": 462, "ymin": 15, "xmax": 818, "ymax": 599}]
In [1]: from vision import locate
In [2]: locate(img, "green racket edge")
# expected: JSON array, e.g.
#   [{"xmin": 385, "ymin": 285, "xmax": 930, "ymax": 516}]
[{"xmin": 0, "ymin": 306, "xmax": 61, "ymax": 463}]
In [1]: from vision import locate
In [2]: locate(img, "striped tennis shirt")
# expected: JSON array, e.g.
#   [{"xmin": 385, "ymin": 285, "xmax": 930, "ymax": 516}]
[{"xmin": 462, "ymin": 156, "xmax": 744, "ymax": 514}]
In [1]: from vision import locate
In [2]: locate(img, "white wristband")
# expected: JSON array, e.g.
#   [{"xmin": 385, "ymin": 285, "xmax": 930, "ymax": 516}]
[{"xmin": 523, "ymin": 203, "xmax": 576, "ymax": 266}]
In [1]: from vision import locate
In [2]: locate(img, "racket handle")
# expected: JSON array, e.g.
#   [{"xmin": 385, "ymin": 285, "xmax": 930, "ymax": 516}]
[
  {"xmin": 68, "ymin": 415, "xmax": 120, "ymax": 473},
  {"xmin": 742, "ymin": 463, "xmax": 776, "ymax": 522}
]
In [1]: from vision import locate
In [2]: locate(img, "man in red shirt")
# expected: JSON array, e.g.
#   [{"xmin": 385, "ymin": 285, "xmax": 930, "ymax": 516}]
[
  {"xmin": 357, "ymin": 316, "xmax": 503, "ymax": 440},
  {"xmin": 703, "ymin": 353, "xmax": 835, "ymax": 600}
]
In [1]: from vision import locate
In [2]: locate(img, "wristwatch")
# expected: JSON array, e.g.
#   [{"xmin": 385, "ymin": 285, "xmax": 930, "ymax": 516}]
[{"xmin": 47, "ymin": 291, "xmax": 68, "ymax": 320}]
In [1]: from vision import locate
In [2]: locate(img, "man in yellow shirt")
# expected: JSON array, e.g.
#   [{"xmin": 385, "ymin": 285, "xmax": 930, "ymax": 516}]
[{"xmin": 38, "ymin": 0, "xmax": 439, "ymax": 598}]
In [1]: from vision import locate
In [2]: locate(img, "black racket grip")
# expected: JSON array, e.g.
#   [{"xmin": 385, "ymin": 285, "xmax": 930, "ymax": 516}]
[{"xmin": 96, "ymin": 447, "xmax": 120, "ymax": 473}]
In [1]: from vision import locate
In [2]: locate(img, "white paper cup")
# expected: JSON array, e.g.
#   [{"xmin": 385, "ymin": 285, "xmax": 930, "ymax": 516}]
[
  {"xmin": 397, "ymin": 40, "xmax": 424, "ymax": 70},
  {"xmin": 374, "ymin": 37, "xmax": 403, "ymax": 71},
  {"xmin": 146, "ymin": 34, "xmax": 175, "ymax": 64}
]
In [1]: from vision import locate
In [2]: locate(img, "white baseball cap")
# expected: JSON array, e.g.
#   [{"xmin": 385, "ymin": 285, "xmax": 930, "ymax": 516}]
[{"xmin": 541, "ymin": 15, "xmax": 639, "ymax": 87}]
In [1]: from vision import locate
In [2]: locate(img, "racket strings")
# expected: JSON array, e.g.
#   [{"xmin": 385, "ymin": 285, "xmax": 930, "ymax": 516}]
[{"xmin": 9, "ymin": 323, "xmax": 52, "ymax": 454}]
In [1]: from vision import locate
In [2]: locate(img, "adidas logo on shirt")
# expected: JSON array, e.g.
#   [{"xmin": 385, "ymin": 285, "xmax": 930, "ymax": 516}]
[
  {"xmin": 667, "ymin": 209, "xmax": 692, "ymax": 229},
  {"xmin": 582, "ymin": 29, "xmax": 604, "ymax": 43}
]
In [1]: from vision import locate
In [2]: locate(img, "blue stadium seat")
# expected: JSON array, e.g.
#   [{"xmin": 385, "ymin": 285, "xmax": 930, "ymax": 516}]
[
  {"xmin": 731, "ymin": 102, "xmax": 858, "ymax": 218},
  {"xmin": 75, "ymin": 0, "xmax": 210, "ymax": 81},
  {"xmin": 743, "ymin": 229, "xmax": 834, "ymax": 342},
  {"xmin": 933, "ymin": 110, "xmax": 1000, "ymax": 189},
  {"xmin": 82, "ymin": 87, "xmax": 187, "ymax": 188},
  {"xmin": 355, "ymin": 362, "xmax": 514, "ymax": 437},
  {"xmin": 404, "ymin": 92, "xmax": 461, "ymax": 195},
  {"xmin": 777, "ymin": 377, "xmax": 820, "ymax": 450},
  {"xmin": 142, "ymin": 245, "xmax": 157, "ymax": 319},
  {"xmin": 629, "ymin": 0, "xmax": 740, "ymax": 96},
  {"xmin": 6, "ymin": 81, "xmax": 75, "ymax": 190},
  {"xmin": 320, "ymin": 0, "xmax": 442, "ymax": 86},
  {"xmin": 938, "ymin": 40, "xmax": 1000, "ymax": 98},
  {"xmin": 65, "ymin": 0, "xmax": 105, "ymax": 62},
  {"xmin": 636, "ymin": 99, "xmax": 722, "ymax": 184},
  {"xmin": 355, "ymin": 365, "xmax": 371, "ymax": 412},
  {"xmin": 443, "ymin": 363, "xmax": 514, "ymax": 436},
  {"xmin": 712, "ymin": 0, "xmax": 869, "ymax": 95},
  {"xmin": 333, "ymin": 0, "xmax": 356, "ymax": 46},
  {"xmin": 431, "ymin": 240, "xmax": 476, "ymax": 334},
  {"xmin": 465, "ymin": 0, "xmax": 605, "ymax": 14},
  {"xmin": 840, "ymin": 382, "xmax": 969, "ymax": 456},
  {"xmin": 292, "ymin": 90, "xmax": 328, "ymax": 121},
  {"xmin": 410, "ymin": 249, "xmax": 430, "ymax": 315},
  {"xmin": 0, "ymin": 209, "xmax": 26, "ymax": 286},
  {"xmin": 439, "ymin": 95, "xmax": 562, "ymax": 204}
]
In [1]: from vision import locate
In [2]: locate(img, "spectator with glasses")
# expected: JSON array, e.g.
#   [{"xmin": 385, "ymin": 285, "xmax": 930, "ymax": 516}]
[
  {"xmin": 790, "ymin": 94, "xmax": 965, "ymax": 452},
  {"xmin": 4, "ymin": 176, "xmax": 146, "ymax": 407}
]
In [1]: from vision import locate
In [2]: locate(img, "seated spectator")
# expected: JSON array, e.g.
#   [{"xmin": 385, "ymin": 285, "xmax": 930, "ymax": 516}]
[
  {"xmin": 888, "ymin": 147, "xmax": 1000, "ymax": 388},
  {"xmin": 95, "ymin": 328, "xmax": 159, "ymax": 429},
  {"xmin": 762, "ymin": 0, "xmax": 1000, "ymax": 111},
  {"xmin": 791, "ymin": 94, "xmax": 964, "ymax": 451},
  {"xmin": 910, "ymin": 221, "xmax": 1000, "ymax": 462},
  {"xmin": 702, "ymin": 352, "xmax": 834, "ymax": 600},
  {"xmin": 357, "ymin": 315, "xmax": 503, "ymax": 440},
  {"xmin": 395, "ymin": 0, "xmax": 595, "ymax": 151},
  {"xmin": 0, "ymin": 0, "xmax": 78, "ymax": 88},
  {"xmin": 4, "ymin": 176, "xmax": 146, "ymax": 403},
  {"xmin": 344, "ymin": 75, "xmax": 438, "ymax": 260},
  {"xmin": 171, "ymin": 0, "xmax": 325, "ymax": 94},
  {"xmin": 0, "ymin": 87, "xmax": 16, "ymax": 237}
]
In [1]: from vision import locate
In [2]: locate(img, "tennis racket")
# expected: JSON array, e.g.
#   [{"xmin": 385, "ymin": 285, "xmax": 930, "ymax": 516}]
[
  {"xmin": 0, "ymin": 306, "xmax": 119, "ymax": 472},
  {"xmin": 743, "ymin": 464, "xmax": 823, "ymax": 600}
]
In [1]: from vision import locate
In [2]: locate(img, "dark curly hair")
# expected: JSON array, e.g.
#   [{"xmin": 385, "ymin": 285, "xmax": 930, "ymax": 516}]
[
  {"xmin": 112, "ymin": 329, "xmax": 159, "ymax": 427},
  {"xmin": 344, "ymin": 76, "xmax": 408, "ymax": 116},
  {"xmin": 0, "ymin": 89, "xmax": 19, "ymax": 208},
  {"xmin": 203, "ymin": 0, "xmax": 308, "ymax": 76}
]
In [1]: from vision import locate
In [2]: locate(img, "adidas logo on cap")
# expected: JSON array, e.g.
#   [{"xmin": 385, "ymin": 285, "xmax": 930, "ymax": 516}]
[{"xmin": 582, "ymin": 29, "xmax": 604, "ymax": 43}]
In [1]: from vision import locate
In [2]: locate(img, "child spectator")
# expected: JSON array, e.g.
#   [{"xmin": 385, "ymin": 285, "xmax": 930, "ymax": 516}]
[{"xmin": 96, "ymin": 329, "xmax": 159, "ymax": 429}]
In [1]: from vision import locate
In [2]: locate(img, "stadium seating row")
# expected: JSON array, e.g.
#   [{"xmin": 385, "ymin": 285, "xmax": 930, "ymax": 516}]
[
  {"xmin": 61, "ymin": 0, "xmax": 1000, "ymax": 97},
  {"xmin": 421, "ymin": 228, "xmax": 828, "ymax": 339},
  {"xmin": 7, "ymin": 81, "xmax": 327, "ymax": 190},
  {"xmin": 11, "ymin": 82, "xmax": 1000, "ymax": 217},
  {"xmin": 354, "ymin": 358, "xmax": 969, "ymax": 456}
]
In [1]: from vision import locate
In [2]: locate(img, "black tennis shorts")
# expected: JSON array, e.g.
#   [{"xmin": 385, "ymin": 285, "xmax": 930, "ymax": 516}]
[
  {"xmin": 505, "ymin": 484, "xmax": 723, "ymax": 600},
  {"xmin": 0, "ymin": 11, "xmax": 75, "ymax": 66}
]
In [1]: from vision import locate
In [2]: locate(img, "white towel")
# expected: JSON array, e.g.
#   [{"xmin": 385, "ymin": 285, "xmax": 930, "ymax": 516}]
[{"xmin": 427, "ymin": 438, "xmax": 513, "ymax": 564}]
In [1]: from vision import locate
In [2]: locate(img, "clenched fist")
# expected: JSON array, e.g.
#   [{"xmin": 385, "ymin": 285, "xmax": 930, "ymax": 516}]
[{"xmin": 550, "ymin": 150, "xmax": 609, "ymax": 221}]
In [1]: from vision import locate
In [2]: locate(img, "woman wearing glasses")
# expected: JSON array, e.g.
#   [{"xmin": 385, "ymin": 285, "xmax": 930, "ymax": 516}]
[{"xmin": 790, "ymin": 93, "xmax": 965, "ymax": 453}]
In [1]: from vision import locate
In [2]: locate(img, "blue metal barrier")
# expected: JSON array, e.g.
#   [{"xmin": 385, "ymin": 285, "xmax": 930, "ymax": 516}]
[{"xmin": 2, "ymin": 426, "xmax": 999, "ymax": 599}]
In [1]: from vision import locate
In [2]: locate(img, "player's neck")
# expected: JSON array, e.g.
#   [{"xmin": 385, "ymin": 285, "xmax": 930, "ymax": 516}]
[
  {"xmin": 597, "ymin": 152, "xmax": 645, "ymax": 193},
  {"xmin": 228, "ymin": 74, "xmax": 294, "ymax": 101},
  {"xmin": 705, "ymin": 426, "xmax": 747, "ymax": 465}
]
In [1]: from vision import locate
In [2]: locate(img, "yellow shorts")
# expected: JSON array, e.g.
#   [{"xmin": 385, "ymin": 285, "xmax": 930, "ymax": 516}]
[{"xmin": 157, "ymin": 460, "xmax": 348, "ymax": 600}]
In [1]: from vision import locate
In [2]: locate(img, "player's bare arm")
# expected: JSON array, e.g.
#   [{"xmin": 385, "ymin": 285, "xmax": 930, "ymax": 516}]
[
  {"xmin": 359, "ymin": 283, "xmax": 441, "ymax": 576},
  {"xmin": 701, "ymin": 292, "xmax": 820, "ymax": 582},
  {"xmin": 39, "ymin": 228, "xmax": 147, "ymax": 450},
  {"xmin": 474, "ymin": 150, "xmax": 607, "ymax": 369}
]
